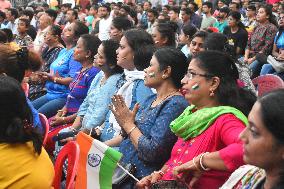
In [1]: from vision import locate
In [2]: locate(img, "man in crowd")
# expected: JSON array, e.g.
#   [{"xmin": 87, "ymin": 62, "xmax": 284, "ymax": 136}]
[{"xmin": 200, "ymin": 2, "xmax": 216, "ymax": 30}]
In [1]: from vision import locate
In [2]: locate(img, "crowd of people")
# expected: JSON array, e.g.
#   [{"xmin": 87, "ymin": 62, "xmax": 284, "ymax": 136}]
[{"xmin": 0, "ymin": 0, "xmax": 284, "ymax": 188}]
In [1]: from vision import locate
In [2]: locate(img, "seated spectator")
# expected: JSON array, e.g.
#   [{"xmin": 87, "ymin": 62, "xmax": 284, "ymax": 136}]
[
  {"xmin": 0, "ymin": 75, "xmax": 54, "ymax": 189},
  {"xmin": 20, "ymin": 9, "xmax": 37, "ymax": 40},
  {"xmin": 28, "ymin": 25, "xmax": 64, "ymax": 100},
  {"xmin": 179, "ymin": 24, "xmax": 198, "ymax": 58},
  {"xmin": 32, "ymin": 21, "xmax": 89, "ymax": 118},
  {"xmin": 0, "ymin": 44, "xmax": 43, "ymax": 133},
  {"xmin": 146, "ymin": 9, "xmax": 158, "ymax": 34},
  {"xmin": 15, "ymin": 18, "xmax": 33, "ymax": 47},
  {"xmin": 109, "ymin": 16, "xmax": 132, "ymax": 42},
  {"xmin": 213, "ymin": 7, "xmax": 229, "ymax": 33},
  {"xmin": 224, "ymin": 11, "xmax": 248, "ymax": 58},
  {"xmin": 107, "ymin": 48, "xmax": 189, "ymax": 188},
  {"xmin": 242, "ymin": 5, "xmax": 257, "ymax": 37},
  {"xmin": 260, "ymin": 11, "xmax": 284, "ymax": 80},
  {"xmin": 241, "ymin": 5, "xmax": 277, "ymax": 79},
  {"xmin": 137, "ymin": 51, "xmax": 256, "ymax": 189},
  {"xmin": 186, "ymin": 31, "xmax": 208, "ymax": 59},
  {"xmin": 99, "ymin": 29, "xmax": 154, "ymax": 143},
  {"xmin": 221, "ymin": 89, "xmax": 284, "ymax": 189},
  {"xmin": 201, "ymin": 2, "xmax": 216, "ymax": 30},
  {"xmin": 152, "ymin": 21, "xmax": 177, "ymax": 47}
]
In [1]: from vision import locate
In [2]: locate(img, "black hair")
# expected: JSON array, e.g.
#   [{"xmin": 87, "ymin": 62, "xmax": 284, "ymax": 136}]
[
  {"xmin": 0, "ymin": 10, "xmax": 6, "ymax": 19},
  {"xmin": 156, "ymin": 21, "xmax": 177, "ymax": 47},
  {"xmin": 163, "ymin": 5, "xmax": 171, "ymax": 11},
  {"xmin": 148, "ymin": 8, "xmax": 159, "ymax": 18},
  {"xmin": 192, "ymin": 30, "xmax": 208, "ymax": 41},
  {"xmin": 181, "ymin": 7, "xmax": 192, "ymax": 15},
  {"xmin": 189, "ymin": 2, "xmax": 199, "ymax": 12},
  {"xmin": 202, "ymin": 2, "xmax": 213, "ymax": 9},
  {"xmin": 182, "ymin": 24, "xmax": 197, "ymax": 40},
  {"xmin": 45, "ymin": 9, "xmax": 58, "ymax": 21},
  {"xmin": 21, "ymin": 9, "xmax": 33, "ymax": 21},
  {"xmin": 0, "ymin": 30, "xmax": 7, "ymax": 43},
  {"xmin": 129, "ymin": 8, "xmax": 138, "ymax": 25},
  {"xmin": 18, "ymin": 18, "xmax": 30, "ymax": 28},
  {"xmin": 73, "ymin": 21, "xmax": 89, "ymax": 40},
  {"xmin": 247, "ymin": 5, "xmax": 256, "ymax": 11},
  {"xmin": 230, "ymin": 2, "xmax": 240, "ymax": 9},
  {"xmin": 1, "ymin": 28, "xmax": 13, "ymax": 42},
  {"xmin": 144, "ymin": 1, "xmax": 152, "ymax": 7},
  {"xmin": 80, "ymin": 34, "xmax": 101, "ymax": 61},
  {"xmin": 0, "ymin": 45, "xmax": 42, "ymax": 82},
  {"xmin": 0, "ymin": 75, "xmax": 42, "ymax": 154},
  {"xmin": 170, "ymin": 6, "xmax": 180, "ymax": 14},
  {"xmin": 8, "ymin": 8, "xmax": 19, "ymax": 19},
  {"xmin": 121, "ymin": 5, "xmax": 131, "ymax": 14},
  {"xmin": 68, "ymin": 9, "xmax": 78, "ymax": 20},
  {"xmin": 219, "ymin": 6, "xmax": 230, "ymax": 15},
  {"xmin": 112, "ymin": 16, "xmax": 132, "ymax": 31},
  {"xmin": 49, "ymin": 24, "xmax": 64, "ymax": 45},
  {"xmin": 102, "ymin": 40, "xmax": 123, "ymax": 75},
  {"xmin": 155, "ymin": 47, "xmax": 188, "ymax": 88},
  {"xmin": 229, "ymin": 11, "xmax": 246, "ymax": 29},
  {"xmin": 194, "ymin": 51, "xmax": 256, "ymax": 115},
  {"xmin": 100, "ymin": 4, "xmax": 111, "ymax": 12},
  {"xmin": 123, "ymin": 29, "xmax": 155, "ymax": 71},
  {"xmin": 259, "ymin": 4, "xmax": 278, "ymax": 26}
]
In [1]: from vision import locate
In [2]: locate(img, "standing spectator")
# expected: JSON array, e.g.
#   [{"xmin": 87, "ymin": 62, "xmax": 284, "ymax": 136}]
[
  {"xmin": 0, "ymin": 0, "xmax": 11, "ymax": 11},
  {"xmin": 201, "ymin": 2, "xmax": 216, "ymax": 30},
  {"xmin": 33, "ymin": 14, "xmax": 52, "ymax": 53},
  {"xmin": 213, "ymin": 6, "xmax": 229, "ymax": 33},
  {"xmin": 85, "ymin": 5, "xmax": 96, "ymax": 33},
  {"xmin": 98, "ymin": 4, "xmax": 112, "ymax": 41},
  {"xmin": 146, "ymin": 9, "xmax": 158, "ymax": 34},
  {"xmin": 15, "ymin": 18, "xmax": 33, "ymax": 48},
  {"xmin": 224, "ymin": 11, "xmax": 248, "ymax": 57}
]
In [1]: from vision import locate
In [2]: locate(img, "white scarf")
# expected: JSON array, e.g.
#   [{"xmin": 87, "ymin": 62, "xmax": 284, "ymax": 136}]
[{"xmin": 108, "ymin": 69, "xmax": 145, "ymax": 136}]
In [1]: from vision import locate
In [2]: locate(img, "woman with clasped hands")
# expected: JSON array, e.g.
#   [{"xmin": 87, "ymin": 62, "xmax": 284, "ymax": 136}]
[{"xmin": 137, "ymin": 51, "xmax": 256, "ymax": 189}]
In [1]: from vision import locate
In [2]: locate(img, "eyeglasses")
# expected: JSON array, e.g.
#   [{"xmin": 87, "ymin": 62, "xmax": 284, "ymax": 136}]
[
  {"xmin": 279, "ymin": 16, "xmax": 284, "ymax": 20},
  {"xmin": 184, "ymin": 70, "xmax": 213, "ymax": 80}
]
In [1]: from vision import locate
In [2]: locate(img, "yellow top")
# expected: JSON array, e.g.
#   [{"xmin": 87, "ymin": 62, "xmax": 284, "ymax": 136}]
[{"xmin": 0, "ymin": 142, "xmax": 54, "ymax": 189}]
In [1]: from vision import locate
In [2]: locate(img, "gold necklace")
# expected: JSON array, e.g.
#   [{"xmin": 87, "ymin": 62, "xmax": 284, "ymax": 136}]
[{"xmin": 152, "ymin": 90, "xmax": 179, "ymax": 107}]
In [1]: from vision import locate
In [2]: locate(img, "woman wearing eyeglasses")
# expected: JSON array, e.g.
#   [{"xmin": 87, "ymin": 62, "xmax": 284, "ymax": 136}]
[{"xmin": 137, "ymin": 51, "xmax": 256, "ymax": 189}]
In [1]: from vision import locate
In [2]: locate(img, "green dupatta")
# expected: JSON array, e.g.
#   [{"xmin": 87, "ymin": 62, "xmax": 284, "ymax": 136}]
[{"xmin": 170, "ymin": 105, "xmax": 248, "ymax": 141}]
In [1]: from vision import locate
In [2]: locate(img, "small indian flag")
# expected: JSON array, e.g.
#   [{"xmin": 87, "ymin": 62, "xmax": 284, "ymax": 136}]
[{"xmin": 75, "ymin": 132, "xmax": 122, "ymax": 189}]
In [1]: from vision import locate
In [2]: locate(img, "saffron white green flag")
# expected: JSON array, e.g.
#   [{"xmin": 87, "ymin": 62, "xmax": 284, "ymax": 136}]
[{"xmin": 75, "ymin": 132, "xmax": 122, "ymax": 189}]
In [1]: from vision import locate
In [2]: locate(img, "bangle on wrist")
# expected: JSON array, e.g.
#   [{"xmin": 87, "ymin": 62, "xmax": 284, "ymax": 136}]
[
  {"xmin": 199, "ymin": 152, "xmax": 210, "ymax": 171},
  {"xmin": 53, "ymin": 77, "xmax": 58, "ymax": 83},
  {"xmin": 193, "ymin": 156, "xmax": 201, "ymax": 172},
  {"xmin": 127, "ymin": 126, "xmax": 137, "ymax": 136}
]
